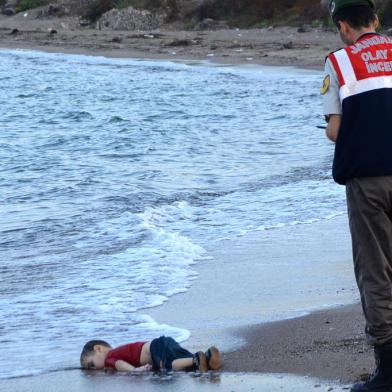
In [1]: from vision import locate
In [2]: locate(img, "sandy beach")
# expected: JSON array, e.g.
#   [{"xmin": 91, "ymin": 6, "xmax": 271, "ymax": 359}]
[
  {"xmin": 225, "ymin": 303, "xmax": 372, "ymax": 383},
  {"xmin": 0, "ymin": 215, "xmax": 373, "ymax": 391},
  {"xmin": 0, "ymin": 370, "xmax": 351, "ymax": 392},
  {"xmin": 147, "ymin": 214, "xmax": 374, "ymax": 384},
  {"xmin": 0, "ymin": 11, "xmax": 347, "ymax": 70},
  {"xmin": 0, "ymin": 16, "xmax": 378, "ymax": 390}
]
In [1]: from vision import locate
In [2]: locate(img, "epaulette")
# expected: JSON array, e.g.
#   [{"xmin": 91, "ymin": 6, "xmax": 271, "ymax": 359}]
[{"xmin": 325, "ymin": 48, "xmax": 343, "ymax": 63}]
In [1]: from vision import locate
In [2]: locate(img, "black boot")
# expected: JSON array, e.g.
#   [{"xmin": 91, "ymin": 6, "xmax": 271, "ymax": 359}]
[{"xmin": 351, "ymin": 345, "xmax": 392, "ymax": 391}]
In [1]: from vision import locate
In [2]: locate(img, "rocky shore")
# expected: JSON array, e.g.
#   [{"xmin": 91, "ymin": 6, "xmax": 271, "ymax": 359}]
[
  {"xmin": 1, "ymin": 0, "xmax": 391, "ymax": 69},
  {"xmin": 0, "ymin": 12, "xmax": 344, "ymax": 70}
]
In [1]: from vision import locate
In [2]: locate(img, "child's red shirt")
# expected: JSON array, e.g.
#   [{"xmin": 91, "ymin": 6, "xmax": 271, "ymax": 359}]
[{"xmin": 105, "ymin": 342, "xmax": 147, "ymax": 369}]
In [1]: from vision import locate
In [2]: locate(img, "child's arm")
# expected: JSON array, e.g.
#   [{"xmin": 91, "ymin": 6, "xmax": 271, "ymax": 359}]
[
  {"xmin": 114, "ymin": 360, "xmax": 136, "ymax": 372},
  {"xmin": 114, "ymin": 361, "xmax": 152, "ymax": 372}
]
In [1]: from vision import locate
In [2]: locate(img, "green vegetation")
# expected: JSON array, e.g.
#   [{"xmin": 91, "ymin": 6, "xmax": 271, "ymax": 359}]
[
  {"xmin": 183, "ymin": 18, "xmax": 198, "ymax": 30},
  {"xmin": 311, "ymin": 19, "xmax": 323, "ymax": 28},
  {"xmin": 114, "ymin": 0, "xmax": 176, "ymax": 10},
  {"xmin": 189, "ymin": 0, "xmax": 392, "ymax": 28},
  {"xmin": 80, "ymin": 0, "xmax": 152, "ymax": 22},
  {"xmin": 80, "ymin": 0, "xmax": 114, "ymax": 21},
  {"xmin": 193, "ymin": 0, "xmax": 328, "ymax": 27},
  {"xmin": 16, "ymin": 0, "xmax": 49, "ymax": 12},
  {"xmin": 115, "ymin": 0, "xmax": 160, "ymax": 9},
  {"xmin": 115, "ymin": 0, "xmax": 136, "ymax": 9},
  {"xmin": 379, "ymin": 0, "xmax": 392, "ymax": 27},
  {"xmin": 10, "ymin": 0, "xmax": 392, "ymax": 28},
  {"xmin": 253, "ymin": 20, "xmax": 272, "ymax": 29}
]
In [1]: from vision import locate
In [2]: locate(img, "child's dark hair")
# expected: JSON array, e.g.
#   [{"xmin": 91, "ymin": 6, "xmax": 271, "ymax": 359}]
[
  {"xmin": 333, "ymin": 5, "xmax": 377, "ymax": 29},
  {"xmin": 80, "ymin": 340, "xmax": 111, "ymax": 367}
]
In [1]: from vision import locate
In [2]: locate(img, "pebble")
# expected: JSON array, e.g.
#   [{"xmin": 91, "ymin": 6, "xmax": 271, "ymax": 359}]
[{"xmin": 2, "ymin": 7, "xmax": 16, "ymax": 16}]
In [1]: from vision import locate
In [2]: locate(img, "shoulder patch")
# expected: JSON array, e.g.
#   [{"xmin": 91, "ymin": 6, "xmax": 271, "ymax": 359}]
[{"xmin": 321, "ymin": 75, "xmax": 330, "ymax": 95}]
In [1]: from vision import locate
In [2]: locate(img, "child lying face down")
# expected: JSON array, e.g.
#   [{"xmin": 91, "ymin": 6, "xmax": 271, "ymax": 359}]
[{"xmin": 80, "ymin": 336, "xmax": 221, "ymax": 373}]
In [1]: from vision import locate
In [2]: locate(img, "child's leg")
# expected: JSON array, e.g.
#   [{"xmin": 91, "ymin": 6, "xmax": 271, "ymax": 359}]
[
  {"xmin": 150, "ymin": 337, "xmax": 218, "ymax": 372},
  {"xmin": 164, "ymin": 337, "xmax": 195, "ymax": 370},
  {"xmin": 150, "ymin": 336, "xmax": 194, "ymax": 371},
  {"xmin": 171, "ymin": 358, "xmax": 194, "ymax": 371}
]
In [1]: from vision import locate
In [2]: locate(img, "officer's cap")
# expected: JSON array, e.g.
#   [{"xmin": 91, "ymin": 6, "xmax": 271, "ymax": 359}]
[{"xmin": 328, "ymin": 0, "xmax": 376, "ymax": 17}]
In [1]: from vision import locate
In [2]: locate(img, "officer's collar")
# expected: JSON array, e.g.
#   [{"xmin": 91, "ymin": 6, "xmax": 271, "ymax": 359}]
[{"xmin": 355, "ymin": 31, "xmax": 380, "ymax": 43}]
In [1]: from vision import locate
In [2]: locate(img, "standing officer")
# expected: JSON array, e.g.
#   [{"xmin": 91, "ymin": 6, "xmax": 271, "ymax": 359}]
[{"xmin": 322, "ymin": 0, "xmax": 392, "ymax": 391}]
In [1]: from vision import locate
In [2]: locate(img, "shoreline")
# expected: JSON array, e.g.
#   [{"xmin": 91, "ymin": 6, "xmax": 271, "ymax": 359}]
[
  {"xmin": 0, "ymin": 304, "xmax": 372, "ymax": 389},
  {"xmin": 0, "ymin": 24, "xmax": 375, "ymax": 387},
  {"xmin": 0, "ymin": 20, "xmax": 345, "ymax": 69},
  {"xmin": 146, "ymin": 215, "xmax": 375, "ymax": 384},
  {"xmin": 0, "ymin": 41, "xmax": 324, "ymax": 71},
  {"xmin": 0, "ymin": 371, "xmax": 349, "ymax": 392}
]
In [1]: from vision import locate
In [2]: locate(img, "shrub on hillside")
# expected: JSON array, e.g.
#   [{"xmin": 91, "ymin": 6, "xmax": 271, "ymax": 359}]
[
  {"xmin": 114, "ymin": 0, "xmax": 176, "ymax": 9},
  {"xmin": 114, "ymin": 0, "xmax": 178, "ymax": 20},
  {"xmin": 80, "ymin": 0, "xmax": 114, "ymax": 21},
  {"xmin": 16, "ymin": 0, "xmax": 50, "ymax": 12},
  {"xmin": 116, "ymin": 0, "xmax": 159, "ymax": 8},
  {"xmin": 164, "ymin": 0, "xmax": 178, "ymax": 20},
  {"xmin": 379, "ymin": 0, "xmax": 392, "ymax": 26},
  {"xmin": 194, "ymin": 0, "xmax": 327, "ymax": 26},
  {"xmin": 80, "ymin": 0, "xmax": 176, "ymax": 23}
]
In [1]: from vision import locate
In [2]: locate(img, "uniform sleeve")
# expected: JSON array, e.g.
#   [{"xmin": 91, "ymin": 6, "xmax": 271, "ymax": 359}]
[{"xmin": 322, "ymin": 58, "xmax": 342, "ymax": 116}]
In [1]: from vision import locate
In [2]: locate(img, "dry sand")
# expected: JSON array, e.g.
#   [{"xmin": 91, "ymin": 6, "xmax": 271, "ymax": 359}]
[{"xmin": 0, "ymin": 12, "xmax": 346, "ymax": 69}]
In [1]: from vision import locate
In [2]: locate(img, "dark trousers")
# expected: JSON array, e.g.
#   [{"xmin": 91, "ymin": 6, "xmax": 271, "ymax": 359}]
[
  {"xmin": 346, "ymin": 177, "xmax": 392, "ymax": 347},
  {"xmin": 150, "ymin": 336, "xmax": 194, "ymax": 371}
]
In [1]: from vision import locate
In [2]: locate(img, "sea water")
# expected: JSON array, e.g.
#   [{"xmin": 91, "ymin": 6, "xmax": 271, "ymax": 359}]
[{"xmin": 0, "ymin": 49, "xmax": 347, "ymax": 379}]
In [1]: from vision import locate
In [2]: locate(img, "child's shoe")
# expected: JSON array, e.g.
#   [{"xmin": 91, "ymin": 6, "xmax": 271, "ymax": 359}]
[
  {"xmin": 205, "ymin": 346, "xmax": 221, "ymax": 370},
  {"xmin": 192, "ymin": 351, "xmax": 209, "ymax": 372}
]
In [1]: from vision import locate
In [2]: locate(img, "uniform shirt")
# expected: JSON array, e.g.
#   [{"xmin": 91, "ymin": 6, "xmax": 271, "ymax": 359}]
[
  {"xmin": 321, "ymin": 33, "xmax": 392, "ymax": 184},
  {"xmin": 322, "ymin": 58, "xmax": 342, "ymax": 116},
  {"xmin": 104, "ymin": 342, "xmax": 146, "ymax": 369}
]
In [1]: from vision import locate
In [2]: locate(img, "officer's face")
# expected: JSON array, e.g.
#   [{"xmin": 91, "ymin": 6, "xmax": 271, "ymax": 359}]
[{"xmin": 337, "ymin": 21, "xmax": 355, "ymax": 45}]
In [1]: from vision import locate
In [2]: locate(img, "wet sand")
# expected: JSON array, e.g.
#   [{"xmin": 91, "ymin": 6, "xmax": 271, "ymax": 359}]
[
  {"xmin": 147, "ymin": 215, "xmax": 375, "ymax": 383},
  {"xmin": 0, "ymin": 370, "xmax": 349, "ymax": 392},
  {"xmin": 0, "ymin": 214, "xmax": 372, "ymax": 390},
  {"xmin": 225, "ymin": 303, "xmax": 372, "ymax": 384}
]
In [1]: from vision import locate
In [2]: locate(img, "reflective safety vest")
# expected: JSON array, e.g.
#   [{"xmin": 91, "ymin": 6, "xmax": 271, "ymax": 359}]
[{"xmin": 327, "ymin": 33, "xmax": 392, "ymax": 185}]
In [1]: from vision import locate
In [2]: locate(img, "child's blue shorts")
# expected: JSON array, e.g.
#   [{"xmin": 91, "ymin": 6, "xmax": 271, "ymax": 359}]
[{"xmin": 150, "ymin": 336, "xmax": 194, "ymax": 371}]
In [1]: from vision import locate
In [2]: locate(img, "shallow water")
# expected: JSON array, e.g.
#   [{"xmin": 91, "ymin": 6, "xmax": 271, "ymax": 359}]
[
  {"xmin": 0, "ymin": 49, "xmax": 348, "ymax": 378},
  {"xmin": 0, "ymin": 370, "xmax": 349, "ymax": 392}
]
